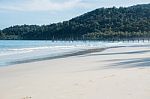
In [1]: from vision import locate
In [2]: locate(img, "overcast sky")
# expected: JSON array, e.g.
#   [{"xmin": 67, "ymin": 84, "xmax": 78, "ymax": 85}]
[{"xmin": 0, "ymin": 0, "xmax": 149, "ymax": 29}]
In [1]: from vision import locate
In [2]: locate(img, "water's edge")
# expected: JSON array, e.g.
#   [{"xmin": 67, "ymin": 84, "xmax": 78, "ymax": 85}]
[
  {"xmin": 7, "ymin": 47, "xmax": 107, "ymax": 66},
  {"xmin": 1, "ymin": 40, "xmax": 150, "ymax": 67}
]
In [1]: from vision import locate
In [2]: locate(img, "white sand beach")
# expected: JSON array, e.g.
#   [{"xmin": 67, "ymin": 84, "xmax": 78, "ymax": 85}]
[{"xmin": 0, "ymin": 45, "xmax": 150, "ymax": 99}]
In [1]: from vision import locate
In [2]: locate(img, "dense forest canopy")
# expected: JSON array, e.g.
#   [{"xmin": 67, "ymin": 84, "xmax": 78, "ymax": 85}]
[{"xmin": 1, "ymin": 3, "xmax": 150, "ymax": 40}]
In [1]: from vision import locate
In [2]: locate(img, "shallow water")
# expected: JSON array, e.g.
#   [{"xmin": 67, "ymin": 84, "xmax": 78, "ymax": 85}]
[{"xmin": 0, "ymin": 40, "xmax": 149, "ymax": 66}]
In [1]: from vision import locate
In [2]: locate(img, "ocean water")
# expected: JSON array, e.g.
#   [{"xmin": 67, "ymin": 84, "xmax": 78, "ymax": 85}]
[{"xmin": 0, "ymin": 40, "xmax": 149, "ymax": 66}]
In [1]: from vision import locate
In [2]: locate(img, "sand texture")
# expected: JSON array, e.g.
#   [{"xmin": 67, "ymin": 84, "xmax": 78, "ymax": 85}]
[{"xmin": 0, "ymin": 46, "xmax": 150, "ymax": 99}]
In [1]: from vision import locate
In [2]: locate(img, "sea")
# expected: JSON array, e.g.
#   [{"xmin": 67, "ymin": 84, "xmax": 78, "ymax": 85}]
[{"xmin": 0, "ymin": 40, "xmax": 149, "ymax": 67}]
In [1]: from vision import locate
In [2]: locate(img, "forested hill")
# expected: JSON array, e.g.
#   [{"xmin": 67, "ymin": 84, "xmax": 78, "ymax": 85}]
[{"xmin": 0, "ymin": 3, "xmax": 150, "ymax": 40}]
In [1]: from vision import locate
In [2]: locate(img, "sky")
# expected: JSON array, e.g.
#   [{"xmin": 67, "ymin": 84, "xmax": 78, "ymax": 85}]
[{"xmin": 0, "ymin": 0, "xmax": 149, "ymax": 29}]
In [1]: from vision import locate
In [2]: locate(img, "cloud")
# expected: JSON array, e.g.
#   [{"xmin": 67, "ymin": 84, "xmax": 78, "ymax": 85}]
[{"xmin": 0, "ymin": 0, "xmax": 90, "ymax": 11}]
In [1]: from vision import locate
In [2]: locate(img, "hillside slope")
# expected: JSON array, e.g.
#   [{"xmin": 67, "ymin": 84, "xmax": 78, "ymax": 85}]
[{"xmin": 1, "ymin": 3, "xmax": 150, "ymax": 40}]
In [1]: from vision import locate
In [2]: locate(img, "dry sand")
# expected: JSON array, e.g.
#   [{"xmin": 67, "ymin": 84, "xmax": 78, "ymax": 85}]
[{"xmin": 0, "ymin": 46, "xmax": 150, "ymax": 99}]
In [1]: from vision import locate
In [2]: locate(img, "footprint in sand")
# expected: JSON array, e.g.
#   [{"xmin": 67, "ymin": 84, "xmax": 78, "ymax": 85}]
[
  {"xmin": 22, "ymin": 96, "xmax": 32, "ymax": 99},
  {"xmin": 103, "ymin": 74, "xmax": 116, "ymax": 79},
  {"xmin": 74, "ymin": 83, "xmax": 79, "ymax": 86},
  {"xmin": 89, "ymin": 80, "xmax": 94, "ymax": 83}
]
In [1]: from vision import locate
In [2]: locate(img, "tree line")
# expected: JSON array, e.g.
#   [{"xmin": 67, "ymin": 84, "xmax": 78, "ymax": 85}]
[{"xmin": 0, "ymin": 3, "xmax": 150, "ymax": 40}]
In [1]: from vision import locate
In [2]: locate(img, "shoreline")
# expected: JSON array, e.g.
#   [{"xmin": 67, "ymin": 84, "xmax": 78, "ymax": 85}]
[
  {"xmin": 4, "ymin": 43, "xmax": 150, "ymax": 67},
  {"xmin": 1, "ymin": 40, "xmax": 150, "ymax": 67},
  {"xmin": 5, "ymin": 47, "xmax": 107, "ymax": 67}
]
